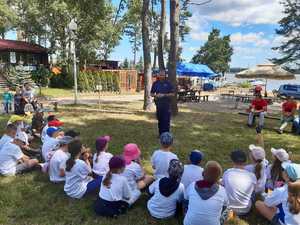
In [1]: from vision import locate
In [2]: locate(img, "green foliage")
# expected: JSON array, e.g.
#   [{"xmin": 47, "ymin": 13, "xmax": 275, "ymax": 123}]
[
  {"xmin": 0, "ymin": 0, "xmax": 17, "ymax": 38},
  {"xmin": 31, "ymin": 66, "xmax": 51, "ymax": 87},
  {"xmin": 272, "ymin": 0, "xmax": 300, "ymax": 69},
  {"xmin": 121, "ymin": 58, "xmax": 130, "ymax": 69},
  {"xmin": 49, "ymin": 66, "xmax": 73, "ymax": 89},
  {"xmin": 191, "ymin": 28, "xmax": 234, "ymax": 75},
  {"xmin": 78, "ymin": 70, "xmax": 120, "ymax": 93},
  {"xmin": 240, "ymin": 81, "xmax": 252, "ymax": 88}
]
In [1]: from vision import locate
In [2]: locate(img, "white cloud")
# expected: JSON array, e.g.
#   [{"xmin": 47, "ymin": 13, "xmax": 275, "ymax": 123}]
[
  {"xmin": 189, "ymin": 0, "xmax": 283, "ymax": 26},
  {"xmin": 190, "ymin": 32, "xmax": 209, "ymax": 41},
  {"xmin": 231, "ymin": 32, "xmax": 271, "ymax": 47}
]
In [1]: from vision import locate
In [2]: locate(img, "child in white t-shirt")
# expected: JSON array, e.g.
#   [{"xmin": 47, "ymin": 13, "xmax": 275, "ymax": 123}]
[
  {"xmin": 42, "ymin": 127, "xmax": 62, "ymax": 162},
  {"xmin": 181, "ymin": 150, "xmax": 204, "ymax": 188},
  {"xmin": 256, "ymin": 163, "xmax": 300, "ymax": 225},
  {"xmin": 147, "ymin": 159, "xmax": 185, "ymax": 219},
  {"xmin": 151, "ymin": 132, "xmax": 178, "ymax": 179},
  {"xmin": 92, "ymin": 136, "xmax": 113, "ymax": 177},
  {"xmin": 184, "ymin": 161, "xmax": 228, "ymax": 225},
  {"xmin": 245, "ymin": 145, "xmax": 268, "ymax": 193},
  {"xmin": 94, "ymin": 156, "xmax": 131, "ymax": 217},
  {"xmin": 222, "ymin": 150, "xmax": 257, "ymax": 215},
  {"xmin": 64, "ymin": 140, "xmax": 102, "ymax": 199},
  {"xmin": 122, "ymin": 143, "xmax": 154, "ymax": 205},
  {"xmin": 266, "ymin": 148, "xmax": 290, "ymax": 190},
  {"xmin": 0, "ymin": 136, "xmax": 39, "ymax": 176},
  {"xmin": 0, "ymin": 124, "xmax": 17, "ymax": 151},
  {"xmin": 48, "ymin": 136, "xmax": 73, "ymax": 182}
]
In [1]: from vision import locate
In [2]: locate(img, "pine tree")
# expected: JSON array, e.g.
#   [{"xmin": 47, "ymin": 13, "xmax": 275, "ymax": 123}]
[
  {"xmin": 191, "ymin": 29, "xmax": 233, "ymax": 75},
  {"xmin": 272, "ymin": 0, "xmax": 300, "ymax": 69}
]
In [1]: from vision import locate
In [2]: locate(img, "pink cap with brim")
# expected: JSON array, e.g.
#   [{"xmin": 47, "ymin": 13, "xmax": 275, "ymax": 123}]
[
  {"xmin": 249, "ymin": 144, "xmax": 266, "ymax": 160},
  {"xmin": 123, "ymin": 143, "xmax": 141, "ymax": 165},
  {"xmin": 271, "ymin": 148, "xmax": 289, "ymax": 162}
]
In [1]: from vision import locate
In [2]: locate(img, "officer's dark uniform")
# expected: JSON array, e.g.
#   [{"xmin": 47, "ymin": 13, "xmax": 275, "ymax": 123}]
[{"xmin": 151, "ymin": 79, "xmax": 174, "ymax": 135}]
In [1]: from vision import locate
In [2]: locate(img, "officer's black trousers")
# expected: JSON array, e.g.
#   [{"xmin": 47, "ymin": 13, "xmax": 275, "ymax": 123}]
[{"xmin": 156, "ymin": 106, "xmax": 171, "ymax": 135}]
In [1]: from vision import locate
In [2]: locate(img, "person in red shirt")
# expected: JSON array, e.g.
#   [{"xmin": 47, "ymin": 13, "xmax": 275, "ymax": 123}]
[
  {"xmin": 247, "ymin": 94, "xmax": 268, "ymax": 129},
  {"xmin": 278, "ymin": 96, "xmax": 298, "ymax": 134},
  {"xmin": 254, "ymin": 85, "xmax": 263, "ymax": 95}
]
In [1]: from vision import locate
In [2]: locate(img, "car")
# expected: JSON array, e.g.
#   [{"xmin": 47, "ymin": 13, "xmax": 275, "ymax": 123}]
[{"xmin": 278, "ymin": 84, "xmax": 300, "ymax": 99}]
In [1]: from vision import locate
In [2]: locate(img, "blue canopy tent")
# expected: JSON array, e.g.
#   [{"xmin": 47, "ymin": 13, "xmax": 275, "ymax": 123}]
[{"xmin": 176, "ymin": 62, "xmax": 216, "ymax": 78}]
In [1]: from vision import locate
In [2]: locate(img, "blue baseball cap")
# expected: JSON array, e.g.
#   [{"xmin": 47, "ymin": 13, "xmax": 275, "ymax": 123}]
[
  {"xmin": 190, "ymin": 150, "xmax": 204, "ymax": 165},
  {"xmin": 47, "ymin": 127, "xmax": 61, "ymax": 137},
  {"xmin": 282, "ymin": 162, "xmax": 300, "ymax": 181},
  {"xmin": 160, "ymin": 132, "xmax": 173, "ymax": 146}
]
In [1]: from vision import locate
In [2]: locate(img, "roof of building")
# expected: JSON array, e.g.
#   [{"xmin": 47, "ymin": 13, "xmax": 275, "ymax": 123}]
[{"xmin": 0, "ymin": 39, "xmax": 47, "ymax": 53}]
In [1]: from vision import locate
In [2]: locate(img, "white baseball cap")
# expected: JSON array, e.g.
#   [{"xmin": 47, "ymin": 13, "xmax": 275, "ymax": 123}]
[
  {"xmin": 271, "ymin": 148, "xmax": 289, "ymax": 162},
  {"xmin": 249, "ymin": 144, "xmax": 266, "ymax": 160}
]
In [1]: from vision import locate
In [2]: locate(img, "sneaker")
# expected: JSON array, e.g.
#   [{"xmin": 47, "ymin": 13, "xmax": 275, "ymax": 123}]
[
  {"xmin": 277, "ymin": 129, "xmax": 283, "ymax": 134},
  {"xmin": 40, "ymin": 163, "xmax": 49, "ymax": 173}
]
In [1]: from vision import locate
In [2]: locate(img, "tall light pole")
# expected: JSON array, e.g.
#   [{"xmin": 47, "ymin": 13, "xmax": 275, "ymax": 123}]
[{"xmin": 68, "ymin": 19, "xmax": 78, "ymax": 104}]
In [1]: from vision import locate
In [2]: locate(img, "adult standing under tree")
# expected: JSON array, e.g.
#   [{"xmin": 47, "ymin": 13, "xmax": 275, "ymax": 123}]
[{"xmin": 151, "ymin": 71, "xmax": 174, "ymax": 136}]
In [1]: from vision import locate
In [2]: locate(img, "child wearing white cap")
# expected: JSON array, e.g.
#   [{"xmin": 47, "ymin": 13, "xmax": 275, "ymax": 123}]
[
  {"xmin": 266, "ymin": 148, "xmax": 290, "ymax": 190},
  {"xmin": 245, "ymin": 144, "xmax": 268, "ymax": 193},
  {"xmin": 0, "ymin": 136, "xmax": 39, "ymax": 176}
]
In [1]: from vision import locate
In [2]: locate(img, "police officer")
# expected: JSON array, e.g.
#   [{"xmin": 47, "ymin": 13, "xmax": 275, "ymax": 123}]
[{"xmin": 151, "ymin": 70, "xmax": 175, "ymax": 136}]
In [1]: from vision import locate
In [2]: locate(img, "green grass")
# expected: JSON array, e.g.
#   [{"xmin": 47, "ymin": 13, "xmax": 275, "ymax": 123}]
[
  {"xmin": 40, "ymin": 88, "xmax": 74, "ymax": 98},
  {"xmin": 0, "ymin": 103, "xmax": 300, "ymax": 225}
]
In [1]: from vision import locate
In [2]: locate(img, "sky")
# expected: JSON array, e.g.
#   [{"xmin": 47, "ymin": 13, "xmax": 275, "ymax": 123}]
[{"xmin": 6, "ymin": 0, "xmax": 285, "ymax": 68}]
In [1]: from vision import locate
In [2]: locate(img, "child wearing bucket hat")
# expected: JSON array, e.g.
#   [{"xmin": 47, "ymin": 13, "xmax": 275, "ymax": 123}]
[
  {"xmin": 151, "ymin": 132, "xmax": 178, "ymax": 179},
  {"xmin": 147, "ymin": 159, "xmax": 185, "ymax": 219},
  {"xmin": 222, "ymin": 150, "xmax": 257, "ymax": 215},
  {"xmin": 121, "ymin": 143, "xmax": 154, "ymax": 205},
  {"xmin": 245, "ymin": 145, "xmax": 268, "ymax": 193},
  {"xmin": 92, "ymin": 136, "xmax": 113, "ymax": 178},
  {"xmin": 255, "ymin": 163, "xmax": 300, "ymax": 225},
  {"xmin": 48, "ymin": 136, "xmax": 73, "ymax": 182},
  {"xmin": 266, "ymin": 148, "xmax": 290, "ymax": 190},
  {"xmin": 95, "ymin": 156, "xmax": 131, "ymax": 217},
  {"xmin": 181, "ymin": 150, "xmax": 204, "ymax": 188}
]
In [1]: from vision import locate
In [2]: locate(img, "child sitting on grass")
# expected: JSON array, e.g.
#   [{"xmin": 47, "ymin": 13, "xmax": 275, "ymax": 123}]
[
  {"xmin": 48, "ymin": 136, "xmax": 73, "ymax": 183},
  {"xmin": 222, "ymin": 150, "xmax": 257, "ymax": 216},
  {"xmin": 184, "ymin": 161, "xmax": 228, "ymax": 225},
  {"xmin": 41, "ymin": 115, "xmax": 57, "ymax": 143},
  {"xmin": 122, "ymin": 143, "xmax": 154, "ymax": 205},
  {"xmin": 255, "ymin": 163, "xmax": 300, "ymax": 225},
  {"xmin": 266, "ymin": 148, "xmax": 290, "ymax": 190},
  {"xmin": 42, "ymin": 127, "xmax": 62, "ymax": 162},
  {"xmin": 0, "ymin": 136, "xmax": 39, "ymax": 176},
  {"xmin": 94, "ymin": 156, "xmax": 131, "ymax": 217},
  {"xmin": 181, "ymin": 150, "xmax": 204, "ymax": 188},
  {"xmin": 245, "ymin": 144, "xmax": 268, "ymax": 194},
  {"xmin": 151, "ymin": 132, "xmax": 178, "ymax": 179},
  {"xmin": 147, "ymin": 159, "xmax": 184, "ymax": 219},
  {"xmin": 64, "ymin": 140, "xmax": 102, "ymax": 199},
  {"xmin": 0, "ymin": 124, "xmax": 17, "ymax": 151},
  {"xmin": 92, "ymin": 136, "xmax": 113, "ymax": 178}
]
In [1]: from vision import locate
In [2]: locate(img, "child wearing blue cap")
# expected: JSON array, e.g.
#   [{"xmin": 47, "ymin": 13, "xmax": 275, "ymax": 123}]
[
  {"xmin": 151, "ymin": 132, "xmax": 178, "ymax": 179},
  {"xmin": 255, "ymin": 163, "xmax": 300, "ymax": 225},
  {"xmin": 42, "ymin": 127, "xmax": 62, "ymax": 162},
  {"xmin": 181, "ymin": 150, "xmax": 204, "ymax": 188}
]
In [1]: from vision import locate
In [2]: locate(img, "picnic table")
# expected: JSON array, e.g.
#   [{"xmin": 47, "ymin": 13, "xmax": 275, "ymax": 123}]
[{"xmin": 177, "ymin": 89, "xmax": 209, "ymax": 103}]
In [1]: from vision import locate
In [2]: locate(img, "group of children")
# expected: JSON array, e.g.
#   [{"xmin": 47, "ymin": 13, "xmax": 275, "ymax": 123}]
[{"xmin": 0, "ymin": 114, "xmax": 300, "ymax": 225}]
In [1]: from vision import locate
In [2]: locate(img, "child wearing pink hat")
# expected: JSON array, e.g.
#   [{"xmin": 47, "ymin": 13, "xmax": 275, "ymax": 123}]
[
  {"xmin": 92, "ymin": 136, "xmax": 113, "ymax": 178},
  {"xmin": 122, "ymin": 143, "xmax": 154, "ymax": 205},
  {"xmin": 245, "ymin": 144, "xmax": 268, "ymax": 193}
]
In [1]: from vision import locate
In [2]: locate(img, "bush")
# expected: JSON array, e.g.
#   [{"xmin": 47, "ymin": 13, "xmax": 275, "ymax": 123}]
[
  {"xmin": 78, "ymin": 70, "xmax": 120, "ymax": 92},
  {"xmin": 49, "ymin": 66, "xmax": 73, "ymax": 89},
  {"xmin": 239, "ymin": 81, "xmax": 252, "ymax": 88}
]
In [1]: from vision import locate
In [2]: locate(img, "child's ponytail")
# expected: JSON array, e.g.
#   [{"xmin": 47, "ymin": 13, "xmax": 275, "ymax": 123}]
[
  {"xmin": 103, "ymin": 170, "xmax": 112, "ymax": 188},
  {"xmin": 254, "ymin": 159, "xmax": 263, "ymax": 180},
  {"xmin": 65, "ymin": 139, "xmax": 82, "ymax": 172},
  {"xmin": 288, "ymin": 182, "xmax": 300, "ymax": 214}
]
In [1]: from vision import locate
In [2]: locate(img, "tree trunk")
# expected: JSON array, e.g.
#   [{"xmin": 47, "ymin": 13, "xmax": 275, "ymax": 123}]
[
  {"xmin": 168, "ymin": 0, "xmax": 179, "ymax": 115},
  {"xmin": 153, "ymin": 47, "xmax": 157, "ymax": 69},
  {"xmin": 133, "ymin": 31, "xmax": 137, "ymax": 66},
  {"xmin": 158, "ymin": 0, "xmax": 166, "ymax": 71},
  {"xmin": 142, "ymin": 0, "xmax": 152, "ymax": 110}
]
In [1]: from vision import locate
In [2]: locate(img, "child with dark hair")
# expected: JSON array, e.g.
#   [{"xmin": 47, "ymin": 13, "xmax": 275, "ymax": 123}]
[
  {"xmin": 181, "ymin": 150, "xmax": 204, "ymax": 188},
  {"xmin": 92, "ymin": 136, "xmax": 113, "ymax": 177},
  {"xmin": 184, "ymin": 161, "xmax": 228, "ymax": 225},
  {"xmin": 245, "ymin": 145, "xmax": 268, "ymax": 193},
  {"xmin": 147, "ymin": 159, "xmax": 184, "ymax": 219},
  {"xmin": 222, "ymin": 150, "xmax": 257, "ymax": 215},
  {"xmin": 266, "ymin": 148, "xmax": 290, "ymax": 190},
  {"xmin": 14, "ymin": 87, "xmax": 26, "ymax": 115},
  {"xmin": 256, "ymin": 163, "xmax": 300, "ymax": 225},
  {"xmin": 64, "ymin": 140, "xmax": 102, "ymax": 199},
  {"xmin": 0, "ymin": 124, "xmax": 17, "ymax": 151},
  {"xmin": 94, "ymin": 156, "xmax": 131, "ymax": 217},
  {"xmin": 151, "ymin": 132, "xmax": 178, "ymax": 179}
]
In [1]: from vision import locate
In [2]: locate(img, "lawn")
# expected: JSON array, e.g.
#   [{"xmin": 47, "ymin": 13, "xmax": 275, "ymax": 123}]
[{"xmin": 0, "ymin": 102, "xmax": 299, "ymax": 225}]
